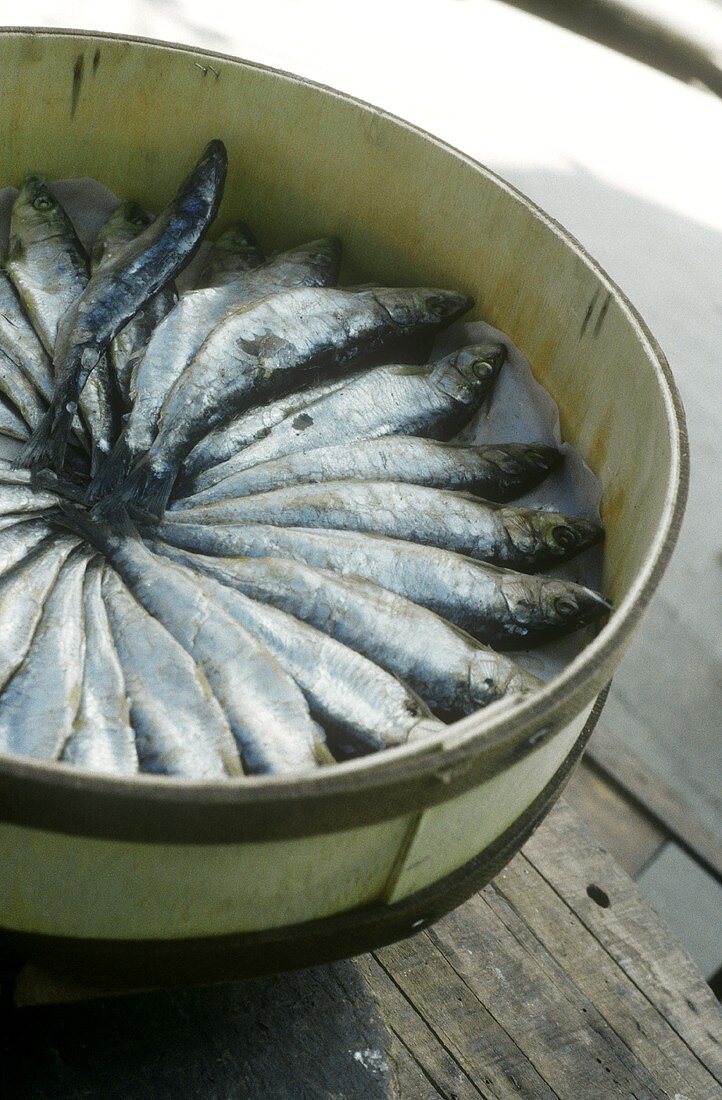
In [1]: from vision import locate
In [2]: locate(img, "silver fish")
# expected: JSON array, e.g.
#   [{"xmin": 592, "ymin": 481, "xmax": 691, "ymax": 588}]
[
  {"xmin": 152, "ymin": 520, "xmax": 610, "ymax": 649},
  {"xmin": 0, "ymin": 534, "xmax": 79, "ymax": 691},
  {"xmin": 183, "ymin": 343, "xmax": 503, "ymax": 494},
  {"xmin": 119, "ymin": 285, "xmax": 473, "ymax": 516},
  {"xmin": 0, "ymin": 547, "xmax": 89, "ymax": 759},
  {"xmin": 155, "ymin": 544, "xmax": 443, "ymax": 755},
  {"xmin": 60, "ymin": 562, "xmax": 138, "ymax": 776},
  {"xmin": 101, "ymin": 567, "xmax": 240, "ymax": 778},
  {"xmin": 171, "ymin": 480, "xmax": 602, "ymax": 572},
  {"xmin": 0, "ymin": 266, "xmax": 54, "ymax": 401},
  {"xmin": 0, "ymin": 479, "xmax": 64, "ymax": 516},
  {"xmin": 60, "ymin": 508, "xmax": 327, "ymax": 775},
  {"xmin": 0, "ymin": 515, "xmax": 56, "ymax": 576},
  {"xmin": 91, "ymin": 202, "xmax": 178, "ymax": 408},
  {"xmin": 196, "ymin": 221, "xmax": 265, "ymax": 288},
  {"xmin": 178, "ymin": 438, "xmax": 562, "ymax": 506},
  {"xmin": 0, "ymin": 346, "xmax": 49, "ymax": 430},
  {"xmin": 0, "ymin": 394, "xmax": 29, "ymax": 442},
  {"xmin": 19, "ymin": 140, "xmax": 228, "ymax": 472},
  {"xmin": 151, "ymin": 544, "xmax": 541, "ymax": 718},
  {"xmin": 93, "ymin": 237, "xmax": 343, "ymax": 499}
]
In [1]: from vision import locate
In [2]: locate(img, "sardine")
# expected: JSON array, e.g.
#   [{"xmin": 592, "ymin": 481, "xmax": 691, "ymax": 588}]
[
  {"xmin": 152, "ymin": 519, "xmax": 610, "ymax": 648},
  {"xmin": 182, "ymin": 344, "xmax": 503, "ymax": 494},
  {"xmin": 0, "ymin": 347, "xmax": 47, "ymax": 430},
  {"xmin": 60, "ymin": 561, "xmax": 138, "ymax": 775},
  {"xmin": 118, "ymin": 285, "xmax": 473, "ymax": 516},
  {"xmin": 155, "ymin": 544, "xmax": 443, "ymax": 754},
  {"xmin": 0, "ymin": 393, "xmax": 29, "ymax": 442},
  {"xmin": 178, "ymin": 438, "xmax": 562, "ymax": 506},
  {"xmin": 0, "ymin": 266, "xmax": 55, "ymax": 402},
  {"xmin": 0, "ymin": 534, "xmax": 79, "ymax": 691},
  {"xmin": 101, "ymin": 567, "xmax": 239, "ymax": 778},
  {"xmin": 93, "ymin": 236, "xmax": 343, "ymax": 500},
  {"xmin": 0, "ymin": 547, "xmax": 89, "ymax": 759},
  {"xmin": 18, "ymin": 140, "xmax": 228, "ymax": 472},
  {"xmin": 171, "ymin": 480, "xmax": 602, "ymax": 572},
  {"xmin": 150, "ymin": 543, "xmax": 541, "ymax": 718},
  {"xmin": 58, "ymin": 507, "xmax": 327, "ymax": 774},
  {"xmin": 91, "ymin": 202, "xmax": 178, "ymax": 407},
  {"xmin": 196, "ymin": 221, "xmax": 265, "ymax": 288},
  {"xmin": 0, "ymin": 515, "xmax": 56, "ymax": 576}
]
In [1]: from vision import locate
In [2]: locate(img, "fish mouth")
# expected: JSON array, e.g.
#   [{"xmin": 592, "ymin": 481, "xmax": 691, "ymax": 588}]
[
  {"xmin": 523, "ymin": 445, "xmax": 563, "ymax": 473},
  {"xmin": 427, "ymin": 290, "xmax": 474, "ymax": 324},
  {"xmin": 550, "ymin": 517, "xmax": 604, "ymax": 557}
]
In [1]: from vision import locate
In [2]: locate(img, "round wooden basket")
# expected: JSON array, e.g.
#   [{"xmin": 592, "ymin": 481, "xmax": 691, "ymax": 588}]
[{"xmin": 0, "ymin": 29, "xmax": 687, "ymax": 989}]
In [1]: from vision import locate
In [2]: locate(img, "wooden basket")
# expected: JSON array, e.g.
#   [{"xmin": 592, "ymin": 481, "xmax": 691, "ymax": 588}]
[{"xmin": 0, "ymin": 29, "xmax": 687, "ymax": 989}]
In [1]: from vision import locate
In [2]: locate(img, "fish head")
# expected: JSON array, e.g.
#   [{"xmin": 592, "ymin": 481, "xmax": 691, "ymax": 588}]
[
  {"xmin": 92, "ymin": 202, "xmax": 153, "ymax": 267},
  {"xmin": 468, "ymin": 651, "xmax": 542, "ymax": 709},
  {"xmin": 10, "ymin": 176, "xmax": 70, "ymax": 248},
  {"xmin": 499, "ymin": 507, "xmax": 603, "ymax": 569},
  {"xmin": 371, "ymin": 287, "xmax": 474, "ymax": 332},
  {"xmin": 291, "ymin": 237, "xmax": 342, "ymax": 286},
  {"xmin": 433, "ymin": 341, "xmax": 506, "ymax": 404},
  {"xmin": 498, "ymin": 573, "xmax": 611, "ymax": 640},
  {"xmin": 515, "ymin": 444, "xmax": 564, "ymax": 477}
]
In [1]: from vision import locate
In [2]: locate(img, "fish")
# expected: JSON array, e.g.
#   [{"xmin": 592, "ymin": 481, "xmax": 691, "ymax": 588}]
[
  {"xmin": 177, "ymin": 438, "xmax": 562, "ymax": 506},
  {"xmin": 195, "ymin": 220, "xmax": 265, "ymax": 288},
  {"xmin": 182, "ymin": 343, "xmax": 504, "ymax": 494},
  {"xmin": 150, "ymin": 543, "xmax": 542, "ymax": 718},
  {"xmin": 170, "ymin": 480, "xmax": 602, "ymax": 572},
  {"xmin": 0, "ymin": 534, "xmax": 79, "ymax": 692},
  {"xmin": 0, "ymin": 265, "xmax": 55, "ymax": 402},
  {"xmin": 5, "ymin": 176, "xmax": 112, "ymax": 464},
  {"xmin": 0, "ymin": 393, "xmax": 29, "ymax": 442},
  {"xmin": 153, "ymin": 543, "xmax": 444, "ymax": 755},
  {"xmin": 151, "ymin": 519, "xmax": 611, "ymax": 649},
  {"xmin": 0, "ymin": 546, "xmax": 89, "ymax": 759},
  {"xmin": 101, "ymin": 567, "xmax": 240, "ymax": 778},
  {"xmin": 92, "ymin": 237, "xmax": 343, "ymax": 500},
  {"xmin": 59, "ymin": 561, "xmax": 138, "ymax": 776},
  {"xmin": 57, "ymin": 506, "xmax": 328, "ymax": 774},
  {"xmin": 182, "ymin": 375, "xmax": 354, "ymax": 479},
  {"xmin": 18, "ymin": 139, "xmax": 228, "ymax": 472},
  {"xmin": 0, "ymin": 479, "xmax": 65, "ymax": 516},
  {"xmin": 117, "ymin": 285, "xmax": 473, "ymax": 516},
  {"xmin": 91, "ymin": 202, "xmax": 178, "ymax": 407},
  {"xmin": 0, "ymin": 347, "xmax": 48, "ymax": 431},
  {"xmin": 0, "ymin": 514, "xmax": 57, "ymax": 576}
]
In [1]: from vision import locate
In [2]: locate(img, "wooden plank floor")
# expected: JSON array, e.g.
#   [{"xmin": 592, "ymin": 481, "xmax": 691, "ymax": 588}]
[{"xmin": 3, "ymin": 801, "xmax": 720, "ymax": 1099}]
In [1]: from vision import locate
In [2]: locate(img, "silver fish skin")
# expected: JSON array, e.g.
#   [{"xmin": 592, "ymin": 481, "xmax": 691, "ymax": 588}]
[
  {"xmin": 64, "ymin": 509, "xmax": 326, "ymax": 775},
  {"xmin": 178, "ymin": 438, "xmax": 562, "ymax": 506},
  {"xmin": 60, "ymin": 561, "xmax": 138, "ymax": 776},
  {"xmin": 183, "ymin": 343, "xmax": 503, "ymax": 494},
  {"xmin": 152, "ymin": 520, "xmax": 610, "ymax": 649},
  {"xmin": 182, "ymin": 375, "xmax": 352, "ymax": 478},
  {"xmin": 0, "ymin": 534, "xmax": 79, "ymax": 692},
  {"xmin": 0, "ymin": 267, "xmax": 55, "ymax": 401},
  {"xmin": 0, "ymin": 347, "xmax": 48, "ymax": 430},
  {"xmin": 0, "ymin": 515, "xmax": 56, "ymax": 577},
  {"xmin": 93, "ymin": 237, "xmax": 343, "ymax": 499},
  {"xmin": 0, "ymin": 480, "xmax": 64, "ymax": 515},
  {"xmin": 171, "ymin": 480, "xmax": 602, "ymax": 572},
  {"xmin": 101, "ymin": 567, "xmax": 239, "ymax": 779},
  {"xmin": 154, "ymin": 544, "xmax": 443, "ymax": 755},
  {"xmin": 195, "ymin": 221, "xmax": 265, "ymax": 288},
  {"xmin": 0, "ymin": 547, "xmax": 89, "ymax": 759},
  {"xmin": 151, "ymin": 544, "xmax": 541, "ymax": 718},
  {"xmin": 19, "ymin": 140, "xmax": 228, "ymax": 472},
  {"xmin": 120, "ymin": 285, "xmax": 473, "ymax": 516},
  {"xmin": 0, "ymin": 393, "xmax": 29, "ymax": 442},
  {"xmin": 91, "ymin": 202, "xmax": 178, "ymax": 407}
]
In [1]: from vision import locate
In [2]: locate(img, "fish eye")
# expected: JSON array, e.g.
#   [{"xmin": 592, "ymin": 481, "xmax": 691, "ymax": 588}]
[
  {"xmin": 32, "ymin": 194, "xmax": 54, "ymax": 211},
  {"xmin": 552, "ymin": 524, "xmax": 581, "ymax": 549},
  {"xmin": 554, "ymin": 597, "xmax": 579, "ymax": 617}
]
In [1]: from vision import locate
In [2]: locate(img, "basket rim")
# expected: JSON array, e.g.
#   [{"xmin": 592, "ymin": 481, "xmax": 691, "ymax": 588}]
[{"xmin": 0, "ymin": 27, "xmax": 690, "ymax": 842}]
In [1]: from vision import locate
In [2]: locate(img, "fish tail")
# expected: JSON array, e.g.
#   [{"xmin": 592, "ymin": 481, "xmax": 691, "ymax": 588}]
[
  {"xmin": 13, "ymin": 394, "xmax": 74, "ymax": 472},
  {"xmin": 86, "ymin": 432, "xmax": 136, "ymax": 502},
  {"xmin": 117, "ymin": 454, "xmax": 177, "ymax": 520}
]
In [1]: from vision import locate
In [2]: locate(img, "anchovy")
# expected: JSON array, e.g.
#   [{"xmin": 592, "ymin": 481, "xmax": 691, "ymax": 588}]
[
  {"xmin": 171, "ymin": 480, "xmax": 602, "ymax": 572},
  {"xmin": 0, "ymin": 534, "xmax": 79, "ymax": 691},
  {"xmin": 183, "ymin": 343, "xmax": 503, "ymax": 494},
  {"xmin": 18, "ymin": 140, "xmax": 228, "ymax": 472},
  {"xmin": 178, "ymin": 438, "xmax": 562, "ymax": 506},
  {"xmin": 152, "ymin": 520, "xmax": 610, "ymax": 648},
  {"xmin": 150, "ymin": 543, "xmax": 541, "ymax": 718},
  {"xmin": 0, "ymin": 266, "xmax": 54, "ymax": 402},
  {"xmin": 59, "ymin": 507, "xmax": 328, "ymax": 774},
  {"xmin": 182, "ymin": 375, "xmax": 353, "ymax": 479},
  {"xmin": 101, "ymin": 567, "xmax": 240, "ymax": 778},
  {"xmin": 196, "ymin": 221, "xmax": 265, "ymax": 288},
  {"xmin": 155, "ymin": 544, "xmax": 443, "ymax": 755},
  {"xmin": 91, "ymin": 202, "xmax": 178, "ymax": 407},
  {"xmin": 0, "ymin": 547, "xmax": 89, "ymax": 759},
  {"xmin": 118, "ymin": 285, "xmax": 473, "ymax": 516},
  {"xmin": 5, "ymin": 177, "xmax": 98, "ymax": 455},
  {"xmin": 60, "ymin": 561, "xmax": 138, "ymax": 775},
  {"xmin": 93, "ymin": 237, "xmax": 342, "ymax": 500}
]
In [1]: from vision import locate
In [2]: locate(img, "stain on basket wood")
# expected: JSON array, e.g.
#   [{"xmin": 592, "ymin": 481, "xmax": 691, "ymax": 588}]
[
  {"xmin": 580, "ymin": 289, "xmax": 601, "ymax": 338},
  {"xmin": 92, "ymin": 48, "xmax": 101, "ymax": 77},
  {"xmin": 70, "ymin": 54, "xmax": 84, "ymax": 120},
  {"xmin": 593, "ymin": 292, "xmax": 612, "ymax": 337}
]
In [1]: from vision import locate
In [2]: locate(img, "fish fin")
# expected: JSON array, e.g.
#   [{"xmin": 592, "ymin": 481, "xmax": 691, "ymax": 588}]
[
  {"xmin": 111, "ymin": 454, "xmax": 176, "ymax": 520},
  {"xmin": 14, "ymin": 397, "xmax": 73, "ymax": 472},
  {"xmin": 86, "ymin": 432, "xmax": 136, "ymax": 502}
]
